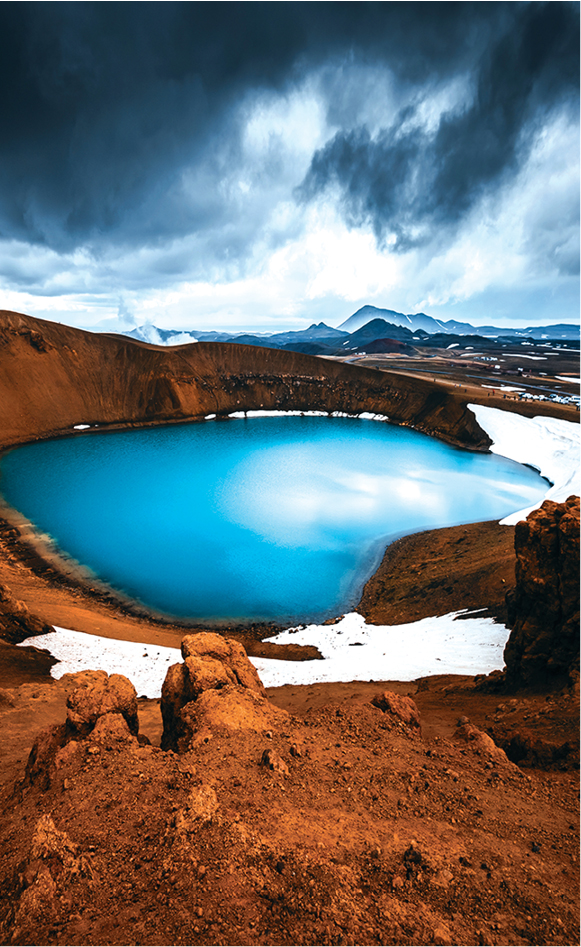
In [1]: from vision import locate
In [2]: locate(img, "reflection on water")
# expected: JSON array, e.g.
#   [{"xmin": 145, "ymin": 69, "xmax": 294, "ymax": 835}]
[{"xmin": 0, "ymin": 416, "xmax": 547, "ymax": 622}]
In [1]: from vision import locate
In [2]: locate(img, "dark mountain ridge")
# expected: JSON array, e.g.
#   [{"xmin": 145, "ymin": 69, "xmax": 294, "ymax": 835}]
[{"xmin": 121, "ymin": 305, "xmax": 579, "ymax": 354}]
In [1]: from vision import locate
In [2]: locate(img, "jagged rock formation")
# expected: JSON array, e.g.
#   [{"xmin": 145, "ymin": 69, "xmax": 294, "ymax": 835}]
[
  {"xmin": 24, "ymin": 671, "xmax": 143, "ymax": 789},
  {"xmin": 161, "ymin": 632, "xmax": 286, "ymax": 751},
  {"xmin": 65, "ymin": 669, "xmax": 139, "ymax": 736},
  {"xmin": 504, "ymin": 496, "xmax": 580, "ymax": 689},
  {"xmin": 0, "ymin": 309, "xmax": 490, "ymax": 451}
]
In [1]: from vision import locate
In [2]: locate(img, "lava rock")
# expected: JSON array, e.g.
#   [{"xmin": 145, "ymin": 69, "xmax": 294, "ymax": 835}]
[
  {"xmin": 66, "ymin": 672, "xmax": 139, "ymax": 736},
  {"xmin": 504, "ymin": 496, "xmax": 580, "ymax": 689},
  {"xmin": 161, "ymin": 633, "xmax": 270, "ymax": 751},
  {"xmin": 371, "ymin": 691, "xmax": 421, "ymax": 730}
]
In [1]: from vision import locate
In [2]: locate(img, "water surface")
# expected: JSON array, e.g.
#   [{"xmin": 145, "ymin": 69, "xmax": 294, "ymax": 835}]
[{"xmin": 0, "ymin": 417, "xmax": 547, "ymax": 622}]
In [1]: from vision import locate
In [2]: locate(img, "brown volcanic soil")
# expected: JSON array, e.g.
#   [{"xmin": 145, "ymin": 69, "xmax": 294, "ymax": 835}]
[
  {"xmin": 0, "ymin": 518, "xmax": 578, "ymax": 946},
  {"xmin": 0, "ymin": 672, "xmax": 578, "ymax": 947},
  {"xmin": 358, "ymin": 520, "xmax": 517, "ymax": 626},
  {"xmin": 0, "ymin": 310, "xmax": 578, "ymax": 945}
]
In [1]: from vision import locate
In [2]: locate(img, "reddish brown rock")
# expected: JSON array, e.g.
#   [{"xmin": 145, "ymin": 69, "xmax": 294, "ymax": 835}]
[
  {"xmin": 66, "ymin": 672, "xmax": 139, "ymax": 736},
  {"xmin": 261, "ymin": 747, "xmax": 290, "ymax": 775},
  {"xmin": 11, "ymin": 815, "xmax": 90, "ymax": 944},
  {"xmin": 0, "ymin": 582, "xmax": 54, "ymax": 644},
  {"xmin": 178, "ymin": 686, "xmax": 289, "ymax": 751},
  {"xmin": 181, "ymin": 633, "xmax": 266, "ymax": 695},
  {"xmin": 24, "ymin": 723, "xmax": 68, "ymax": 789},
  {"xmin": 184, "ymin": 655, "xmax": 238, "ymax": 695},
  {"xmin": 504, "ymin": 496, "xmax": 580, "ymax": 689},
  {"xmin": 453, "ymin": 721, "xmax": 515, "ymax": 768},
  {"xmin": 89, "ymin": 712, "xmax": 138, "ymax": 747},
  {"xmin": 371, "ymin": 691, "xmax": 421, "ymax": 730},
  {"xmin": 161, "ymin": 633, "xmax": 270, "ymax": 751}
]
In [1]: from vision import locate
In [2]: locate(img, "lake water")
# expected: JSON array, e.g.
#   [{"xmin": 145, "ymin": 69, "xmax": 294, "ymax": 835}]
[{"xmin": 0, "ymin": 416, "xmax": 547, "ymax": 623}]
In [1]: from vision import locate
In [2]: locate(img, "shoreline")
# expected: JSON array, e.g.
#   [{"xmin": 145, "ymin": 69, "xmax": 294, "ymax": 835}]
[
  {"xmin": 0, "ymin": 310, "xmax": 577, "ymax": 689},
  {"xmin": 0, "ymin": 404, "xmax": 578, "ymax": 678}
]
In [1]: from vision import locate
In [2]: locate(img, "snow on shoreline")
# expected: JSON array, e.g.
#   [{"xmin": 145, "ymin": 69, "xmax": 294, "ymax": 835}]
[
  {"xmin": 468, "ymin": 404, "xmax": 579, "ymax": 524},
  {"xmin": 18, "ymin": 610, "xmax": 508, "ymax": 698},
  {"xmin": 227, "ymin": 409, "xmax": 390, "ymax": 421},
  {"xmin": 16, "ymin": 404, "xmax": 579, "ymax": 694}
]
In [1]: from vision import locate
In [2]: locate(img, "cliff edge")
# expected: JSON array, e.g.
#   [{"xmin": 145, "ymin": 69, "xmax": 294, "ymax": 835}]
[{"xmin": 504, "ymin": 496, "xmax": 580, "ymax": 690}]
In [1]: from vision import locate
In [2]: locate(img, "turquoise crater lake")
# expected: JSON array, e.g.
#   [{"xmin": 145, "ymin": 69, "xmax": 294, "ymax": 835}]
[{"xmin": 0, "ymin": 416, "xmax": 547, "ymax": 623}]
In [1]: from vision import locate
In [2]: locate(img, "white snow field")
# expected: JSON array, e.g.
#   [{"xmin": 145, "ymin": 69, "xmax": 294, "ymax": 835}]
[
  {"xmin": 468, "ymin": 404, "xmax": 580, "ymax": 525},
  {"xmin": 19, "ymin": 610, "xmax": 508, "ymax": 697},
  {"xmin": 17, "ymin": 404, "xmax": 580, "ymax": 694}
]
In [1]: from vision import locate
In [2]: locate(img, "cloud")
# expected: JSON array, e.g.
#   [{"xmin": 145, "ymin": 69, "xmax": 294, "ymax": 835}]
[
  {"xmin": 298, "ymin": 3, "xmax": 579, "ymax": 251},
  {"xmin": 0, "ymin": 2, "xmax": 577, "ymax": 329},
  {"xmin": 2, "ymin": 1, "xmax": 566, "ymax": 253}
]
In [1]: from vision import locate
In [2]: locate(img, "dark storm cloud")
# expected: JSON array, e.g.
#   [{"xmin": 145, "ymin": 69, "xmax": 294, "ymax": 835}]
[
  {"xmin": 0, "ymin": 2, "xmax": 577, "ymax": 256},
  {"xmin": 299, "ymin": 2, "xmax": 579, "ymax": 258}
]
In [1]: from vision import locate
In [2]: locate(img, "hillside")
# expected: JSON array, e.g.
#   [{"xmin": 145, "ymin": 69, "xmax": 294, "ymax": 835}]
[{"xmin": 0, "ymin": 309, "xmax": 489, "ymax": 451}]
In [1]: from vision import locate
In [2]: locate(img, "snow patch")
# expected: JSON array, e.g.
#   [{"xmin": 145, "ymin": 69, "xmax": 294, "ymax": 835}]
[
  {"xmin": 18, "ymin": 610, "xmax": 510, "ymax": 696},
  {"xmin": 225, "ymin": 410, "xmax": 388, "ymax": 421},
  {"xmin": 468, "ymin": 404, "xmax": 580, "ymax": 524},
  {"xmin": 18, "ymin": 628, "xmax": 180, "ymax": 699}
]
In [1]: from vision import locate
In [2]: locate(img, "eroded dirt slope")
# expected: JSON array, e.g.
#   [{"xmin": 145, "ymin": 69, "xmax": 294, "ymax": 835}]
[{"xmin": 0, "ymin": 669, "xmax": 579, "ymax": 947}]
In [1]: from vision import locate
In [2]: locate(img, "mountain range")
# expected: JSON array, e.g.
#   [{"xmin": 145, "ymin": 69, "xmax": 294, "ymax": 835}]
[{"xmin": 120, "ymin": 304, "xmax": 579, "ymax": 355}]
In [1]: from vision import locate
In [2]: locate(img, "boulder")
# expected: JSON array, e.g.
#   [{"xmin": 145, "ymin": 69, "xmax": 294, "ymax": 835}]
[
  {"xmin": 161, "ymin": 633, "xmax": 270, "ymax": 751},
  {"xmin": 371, "ymin": 691, "xmax": 421, "ymax": 731},
  {"xmin": 453, "ymin": 721, "xmax": 515, "ymax": 768},
  {"xmin": 181, "ymin": 633, "xmax": 266, "ymax": 695},
  {"xmin": 504, "ymin": 496, "xmax": 580, "ymax": 688},
  {"xmin": 261, "ymin": 748, "xmax": 290, "ymax": 775},
  {"xmin": 66, "ymin": 672, "xmax": 139, "ymax": 736}
]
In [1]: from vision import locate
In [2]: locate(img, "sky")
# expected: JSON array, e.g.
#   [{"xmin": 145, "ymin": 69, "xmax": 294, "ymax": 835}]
[{"xmin": 0, "ymin": 2, "xmax": 578, "ymax": 333}]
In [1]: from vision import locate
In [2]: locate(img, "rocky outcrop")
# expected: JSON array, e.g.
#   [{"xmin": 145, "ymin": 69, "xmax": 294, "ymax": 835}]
[
  {"xmin": 0, "ymin": 582, "xmax": 54, "ymax": 644},
  {"xmin": 181, "ymin": 632, "xmax": 266, "ymax": 693},
  {"xmin": 10, "ymin": 815, "xmax": 92, "ymax": 946},
  {"xmin": 24, "ymin": 671, "xmax": 141, "ymax": 787},
  {"xmin": 504, "ymin": 496, "xmax": 580, "ymax": 689},
  {"xmin": 453, "ymin": 719, "xmax": 516, "ymax": 769},
  {"xmin": 181, "ymin": 685, "xmax": 289, "ymax": 747},
  {"xmin": 66, "ymin": 669, "xmax": 139, "ymax": 736},
  {"xmin": 161, "ymin": 632, "xmax": 283, "ymax": 752}
]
